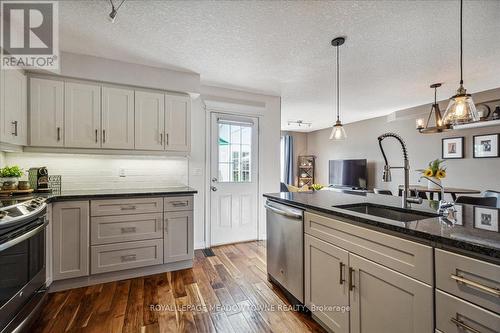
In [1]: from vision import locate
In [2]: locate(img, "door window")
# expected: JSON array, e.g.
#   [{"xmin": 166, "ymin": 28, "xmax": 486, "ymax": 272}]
[{"xmin": 218, "ymin": 123, "xmax": 252, "ymax": 182}]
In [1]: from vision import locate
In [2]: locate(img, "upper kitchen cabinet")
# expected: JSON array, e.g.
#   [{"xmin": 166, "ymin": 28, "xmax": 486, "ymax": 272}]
[
  {"xmin": 1, "ymin": 69, "xmax": 27, "ymax": 146},
  {"xmin": 135, "ymin": 90, "xmax": 165, "ymax": 151},
  {"xmin": 30, "ymin": 77, "xmax": 64, "ymax": 147},
  {"xmin": 165, "ymin": 94, "xmax": 191, "ymax": 152},
  {"xmin": 101, "ymin": 86, "xmax": 134, "ymax": 149},
  {"xmin": 64, "ymin": 81, "xmax": 101, "ymax": 148}
]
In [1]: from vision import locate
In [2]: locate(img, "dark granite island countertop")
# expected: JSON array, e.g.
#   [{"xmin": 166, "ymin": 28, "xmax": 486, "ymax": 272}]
[
  {"xmin": 264, "ymin": 190, "xmax": 500, "ymax": 262},
  {"xmin": 38, "ymin": 186, "xmax": 197, "ymax": 202}
]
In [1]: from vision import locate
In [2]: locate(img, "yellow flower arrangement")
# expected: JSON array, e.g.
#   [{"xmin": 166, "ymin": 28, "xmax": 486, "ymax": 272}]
[{"xmin": 418, "ymin": 159, "xmax": 446, "ymax": 179}]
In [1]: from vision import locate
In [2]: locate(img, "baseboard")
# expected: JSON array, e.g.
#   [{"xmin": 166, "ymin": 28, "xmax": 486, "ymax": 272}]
[
  {"xmin": 195, "ymin": 241, "xmax": 206, "ymax": 250},
  {"xmin": 48, "ymin": 259, "xmax": 193, "ymax": 292}
]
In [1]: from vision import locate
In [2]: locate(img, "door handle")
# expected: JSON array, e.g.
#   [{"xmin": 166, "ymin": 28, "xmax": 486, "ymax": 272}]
[
  {"xmin": 56, "ymin": 127, "xmax": 61, "ymax": 141},
  {"xmin": 339, "ymin": 262, "xmax": 345, "ymax": 285},
  {"xmin": 211, "ymin": 177, "xmax": 218, "ymax": 182},
  {"xmin": 102, "ymin": 129, "xmax": 106, "ymax": 143},
  {"xmin": 348, "ymin": 267, "xmax": 355, "ymax": 291},
  {"xmin": 160, "ymin": 133, "xmax": 163, "ymax": 145},
  {"xmin": 95, "ymin": 129, "xmax": 98, "ymax": 143},
  {"xmin": 211, "ymin": 186, "xmax": 217, "ymax": 192},
  {"xmin": 11, "ymin": 121, "xmax": 18, "ymax": 136}
]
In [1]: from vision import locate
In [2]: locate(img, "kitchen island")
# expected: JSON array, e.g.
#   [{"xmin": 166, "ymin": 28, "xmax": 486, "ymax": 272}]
[{"xmin": 264, "ymin": 190, "xmax": 499, "ymax": 333}]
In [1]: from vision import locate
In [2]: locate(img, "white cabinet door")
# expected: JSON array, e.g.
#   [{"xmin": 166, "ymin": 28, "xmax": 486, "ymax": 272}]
[
  {"xmin": 102, "ymin": 86, "xmax": 134, "ymax": 149},
  {"xmin": 164, "ymin": 211, "xmax": 193, "ymax": 263},
  {"xmin": 52, "ymin": 201, "xmax": 90, "ymax": 281},
  {"xmin": 165, "ymin": 94, "xmax": 190, "ymax": 152},
  {"xmin": 1, "ymin": 70, "xmax": 27, "ymax": 145},
  {"xmin": 305, "ymin": 234, "xmax": 349, "ymax": 333},
  {"xmin": 30, "ymin": 77, "xmax": 64, "ymax": 147},
  {"xmin": 349, "ymin": 253, "xmax": 433, "ymax": 333},
  {"xmin": 134, "ymin": 90, "xmax": 164, "ymax": 151},
  {"xmin": 64, "ymin": 82, "xmax": 101, "ymax": 148}
]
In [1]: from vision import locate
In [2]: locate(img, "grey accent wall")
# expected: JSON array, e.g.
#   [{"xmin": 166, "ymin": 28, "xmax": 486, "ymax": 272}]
[{"xmin": 306, "ymin": 88, "xmax": 500, "ymax": 197}]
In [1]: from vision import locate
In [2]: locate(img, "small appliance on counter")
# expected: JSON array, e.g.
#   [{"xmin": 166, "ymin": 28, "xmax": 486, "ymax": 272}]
[{"xmin": 28, "ymin": 167, "xmax": 50, "ymax": 193}]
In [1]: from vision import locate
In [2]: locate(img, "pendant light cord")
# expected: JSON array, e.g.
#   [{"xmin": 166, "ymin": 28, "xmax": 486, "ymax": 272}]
[
  {"xmin": 460, "ymin": 0, "xmax": 463, "ymax": 85},
  {"xmin": 336, "ymin": 44, "xmax": 340, "ymax": 122}
]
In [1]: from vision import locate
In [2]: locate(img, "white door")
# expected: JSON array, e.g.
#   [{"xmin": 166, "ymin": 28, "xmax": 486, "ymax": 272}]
[
  {"xmin": 29, "ymin": 77, "xmax": 64, "ymax": 147},
  {"xmin": 64, "ymin": 82, "xmax": 101, "ymax": 148},
  {"xmin": 210, "ymin": 113, "xmax": 259, "ymax": 246},
  {"xmin": 102, "ymin": 86, "xmax": 135, "ymax": 149},
  {"xmin": 165, "ymin": 94, "xmax": 191, "ymax": 152},
  {"xmin": 134, "ymin": 90, "xmax": 165, "ymax": 151}
]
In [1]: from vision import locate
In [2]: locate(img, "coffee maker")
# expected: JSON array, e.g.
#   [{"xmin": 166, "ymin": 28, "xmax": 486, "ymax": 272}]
[{"xmin": 28, "ymin": 167, "xmax": 50, "ymax": 192}]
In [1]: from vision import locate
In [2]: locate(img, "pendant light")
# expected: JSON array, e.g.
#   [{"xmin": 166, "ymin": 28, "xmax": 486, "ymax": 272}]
[
  {"xmin": 442, "ymin": 0, "xmax": 479, "ymax": 125},
  {"xmin": 416, "ymin": 83, "xmax": 451, "ymax": 133},
  {"xmin": 329, "ymin": 37, "xmax": 347, "ymax": 141}
]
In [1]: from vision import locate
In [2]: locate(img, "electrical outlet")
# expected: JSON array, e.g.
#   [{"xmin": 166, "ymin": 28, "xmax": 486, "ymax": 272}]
[
  {"xmin": 191, "ymin": 167, "xmax": 202, "ymax": 176},
  {"xmin": 119, "ymin": 168, "xmax": 126, "ymax": 177}
]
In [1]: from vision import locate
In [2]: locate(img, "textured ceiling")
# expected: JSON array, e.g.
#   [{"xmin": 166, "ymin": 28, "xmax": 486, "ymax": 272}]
[{"xmin": 59, "ymin": 0, "xmax": 500, "ymax": 131}]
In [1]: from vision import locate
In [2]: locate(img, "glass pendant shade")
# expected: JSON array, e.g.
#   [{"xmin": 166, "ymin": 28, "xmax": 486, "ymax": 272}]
[
  {"xmin": 329, "ymin": 121, "xmax": 347, "ymax": 140},
  {"xmin": 442, "ymin": 90, "xmax": 479, "ymax": 125}
]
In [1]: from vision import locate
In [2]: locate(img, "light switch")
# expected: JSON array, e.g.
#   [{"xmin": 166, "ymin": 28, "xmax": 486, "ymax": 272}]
[{"xmin": 191, "ymin": 167, "xmax": 202, "ymax": 176}]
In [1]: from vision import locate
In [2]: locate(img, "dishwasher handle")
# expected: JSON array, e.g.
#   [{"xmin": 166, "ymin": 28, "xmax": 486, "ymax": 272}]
[{"xmin": 264, "ymin": 203, "xmax": 303, "ymax": 219}]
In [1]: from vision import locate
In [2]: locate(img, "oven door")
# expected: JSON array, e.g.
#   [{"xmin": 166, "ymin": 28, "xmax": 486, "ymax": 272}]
[{"xmin": 0, "ymin": 216, "xmax": 48, "ymax": 332}]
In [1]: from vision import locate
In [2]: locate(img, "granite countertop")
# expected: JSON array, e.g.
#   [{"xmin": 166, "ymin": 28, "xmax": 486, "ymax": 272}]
[
  {"xmin": 37, "ymin": 186, "xmax": 197, "ymax": 202},
  {"xmin": 264, "ymin": 190, "xmax": 500, "ymax": 261}
]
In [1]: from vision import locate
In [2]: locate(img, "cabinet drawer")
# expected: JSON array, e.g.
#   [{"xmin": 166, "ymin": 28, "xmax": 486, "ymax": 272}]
[
  {"xmin": 436, "ymin": 290, "xmax": 500, "ymax": 333},
  {"xmin": 91, "ymin": 213, "xmax": 163, "ymax": 245},
  {"xmin": 91, "ymin": 197, "xmax": 163, "ymax": 216},
  {"xmin": 435, "ymin": 249, "xmax": 500, "ymax": 314},
  {"xmin": 91, "ymin": 239, "xmax": 163, "ymax": 274},
  {"xmin": 304, "ymin": 212, "xmax": 433, "ymax": 284},
  {"xmin": 164, "ymin": 196, "xmax": 193, "ymax": 212}
]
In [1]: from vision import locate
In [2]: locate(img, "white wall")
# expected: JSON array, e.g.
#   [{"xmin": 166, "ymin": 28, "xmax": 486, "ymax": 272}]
[
  {"xmin": 306, "ymin": 87, "xmax": 500, "ymax": 198},
  {"xmin": 4, "ymin": 153, "xmax": 188, "ymax": 191}
]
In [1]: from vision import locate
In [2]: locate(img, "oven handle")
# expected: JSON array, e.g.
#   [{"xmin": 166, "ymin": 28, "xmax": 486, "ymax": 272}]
[{"xmin": 0, "ymin": 220, "xmax": 48, "ymax": 252}]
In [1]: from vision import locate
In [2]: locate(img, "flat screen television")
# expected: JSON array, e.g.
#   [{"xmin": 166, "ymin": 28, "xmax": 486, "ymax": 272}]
[{"xmin": 329, "ymin": 159, "xmax": 367, "ymax": 189}]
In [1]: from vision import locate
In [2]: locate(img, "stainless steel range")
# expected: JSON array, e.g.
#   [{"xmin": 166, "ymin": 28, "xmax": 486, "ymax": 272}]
[{"xmin": 0, "ymin": 197, "xmax": 48, "ymax": 333}]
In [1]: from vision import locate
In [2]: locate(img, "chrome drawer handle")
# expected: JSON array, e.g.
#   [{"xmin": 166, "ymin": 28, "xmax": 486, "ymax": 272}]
[
  {"xmin": 171, "ymin": 201, "xmax": 188, "ymax": 207},
  {"xmin": 451, "ymin": 274, "xmax": 500, "ymax": 297},
  {"xmin": 450, "ymin": 317, "xmax": 482, "ymax": 333},
  {"xmin": 121, "ymin": 254, "xmax": 136, "ymax": 262},
  {"xmin": 120, "ymin": 205, "xmax": 136, "ymax": 210},
  {"xmin": 121, "ymin": 227, "xmax": 136, "ymax": 234}
]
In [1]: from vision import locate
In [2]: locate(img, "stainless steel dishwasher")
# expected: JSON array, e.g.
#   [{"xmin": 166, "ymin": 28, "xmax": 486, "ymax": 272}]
[{"xmin": 265, "ymin": 199, "xmax": 304, "ymax": 305}]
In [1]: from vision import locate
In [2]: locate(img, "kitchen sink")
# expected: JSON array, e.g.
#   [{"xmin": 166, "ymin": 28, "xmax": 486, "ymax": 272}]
[{"xmin": 335, "ymin": 203, "xmax": 440, "ymax": 223}]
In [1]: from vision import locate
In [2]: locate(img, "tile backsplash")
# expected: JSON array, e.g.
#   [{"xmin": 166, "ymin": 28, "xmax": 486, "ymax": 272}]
[{"xmin": 3, "ymin": 153, "xmax": 188, "ymax": 191}]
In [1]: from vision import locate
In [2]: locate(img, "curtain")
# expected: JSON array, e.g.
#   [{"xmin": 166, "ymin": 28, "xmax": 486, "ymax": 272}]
[{"xmin": 281, "ymin": 135, "xmax": 294, "ymax": 185}]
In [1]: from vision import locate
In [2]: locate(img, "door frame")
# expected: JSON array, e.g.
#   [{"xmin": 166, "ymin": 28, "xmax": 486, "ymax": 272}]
[{"xmin": 204, "ymin": 107, "xmax": 263, "ymax": 248}]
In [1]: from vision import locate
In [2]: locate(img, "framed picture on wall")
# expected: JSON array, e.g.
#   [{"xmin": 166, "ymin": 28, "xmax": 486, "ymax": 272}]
[
  {"xmin": 473, "ymin": 134, "xmax": 499, "ymax": 158},
  {"xmin": 442, "ymin": 137, "xmax": 464, "ymax": 159},
  {"xmin": 474, "ymin": 207, "xmax": 498, "ymax": 232}
]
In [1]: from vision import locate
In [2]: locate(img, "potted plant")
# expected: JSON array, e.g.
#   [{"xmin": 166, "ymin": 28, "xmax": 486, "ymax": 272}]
[
  {"xmin": 417, "ymin": 159, "xmax": 446, "ymax": 190},
  {"xmin": 0, "ymin": 165, "xmax": 25, "ymax": 189}
]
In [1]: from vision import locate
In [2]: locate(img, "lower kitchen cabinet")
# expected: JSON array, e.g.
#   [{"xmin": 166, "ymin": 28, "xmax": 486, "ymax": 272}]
[
  {"xmin": 52, "ymin": 201, "xmax": 90, "ymax": 281},
  {"xmin": 305, "ymin": 234, "xmax": 433, "ymax": 333},
  {"xmin": 349, "ymin": 253, "xmax": 433, "ymax": 333},
  {"xmin": 164, "ymin": 211, "xmax": 193, "ymax": 263},
  {"xmin": 305, "ymin": 234, "xmax": 349, "ymax": 333}
]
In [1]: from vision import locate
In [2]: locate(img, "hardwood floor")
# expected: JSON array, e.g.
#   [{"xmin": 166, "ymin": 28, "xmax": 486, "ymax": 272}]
[{"xmin": 32, "ymin": 241, "xmax": 326, "ymax": 333}]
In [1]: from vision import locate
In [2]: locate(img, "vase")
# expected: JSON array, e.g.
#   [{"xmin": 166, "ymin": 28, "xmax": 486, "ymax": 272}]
[{"xmin": 427, "ymin": 177, "xmax": 441, "ymax": 190}]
